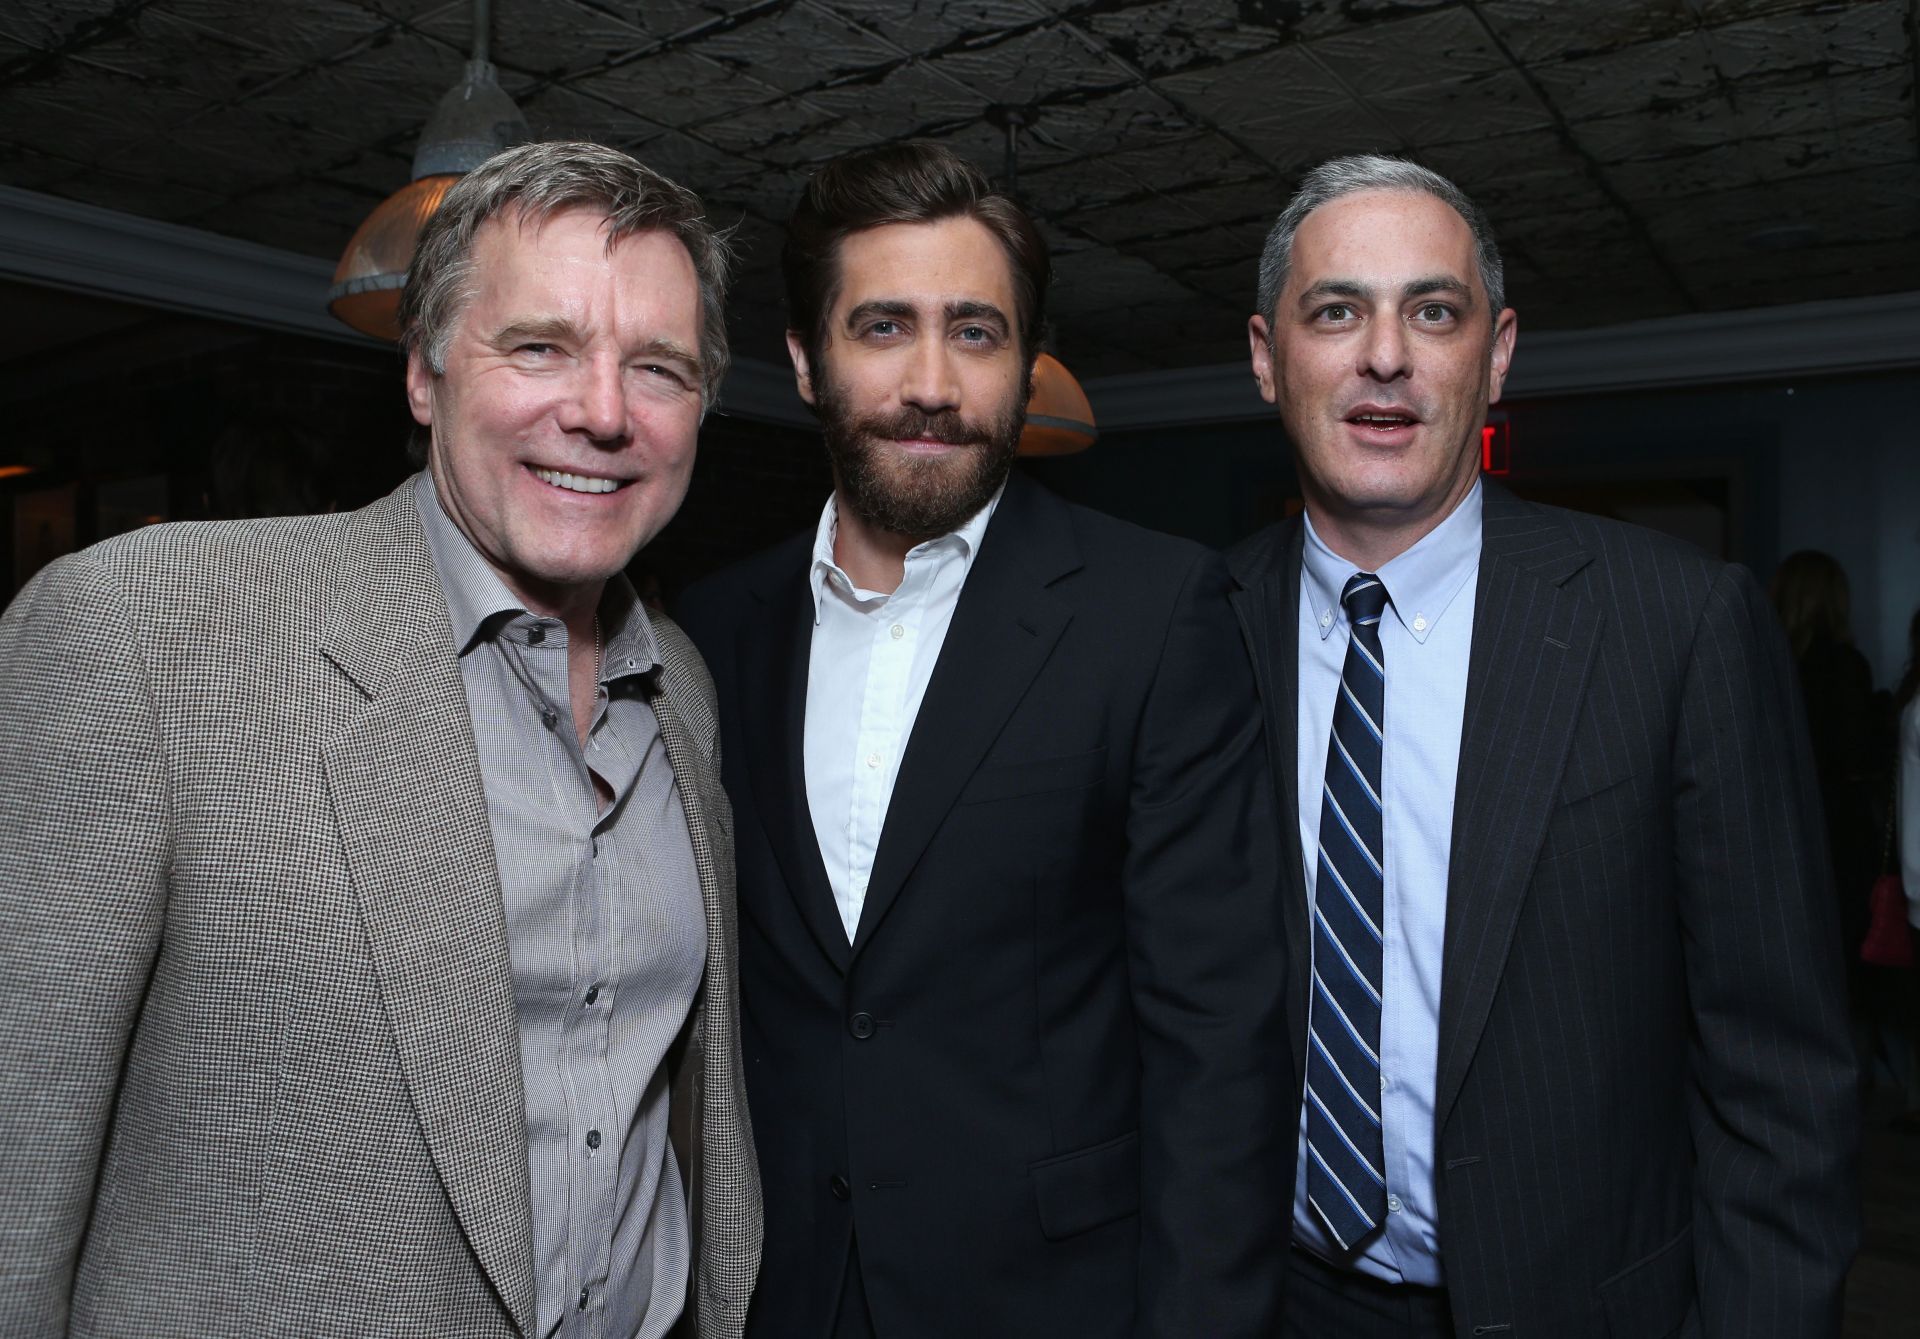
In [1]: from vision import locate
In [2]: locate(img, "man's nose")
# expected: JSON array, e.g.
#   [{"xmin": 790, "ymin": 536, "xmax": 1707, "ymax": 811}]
[
  {"xmin": 900, "ymin": 338, "xmax": 961, "ymax": 414},
  {"xmin": 1358, "ymin": 316, "xmax": 1412, "ymax": 383},
  {"xmin": 563, "ymin": 354, "xmax": 629, "ymax": 442}
]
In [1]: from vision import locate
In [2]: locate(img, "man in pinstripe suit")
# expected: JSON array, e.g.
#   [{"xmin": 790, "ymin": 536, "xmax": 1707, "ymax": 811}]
[
  {"xmin": 1229, "ymin": 155, "xmax": 1857, "ymax": 1337},
  {"xmin": 0, "ymin": 143, "xmax": 758, "ymax": 1337}
]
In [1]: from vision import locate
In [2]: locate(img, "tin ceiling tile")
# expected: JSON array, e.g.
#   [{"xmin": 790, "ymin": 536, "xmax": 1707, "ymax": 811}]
[
  {"xmin": 412, "ymin": 0, "xmax": 649, "ymax": 75},
  {"xmin": 801, "ymin": 62, "xmax": 986, "ymax": 133},
  {"xmin": 1473, "ymin": 0, "xmax": 1698, "ymax": 64},
  {"xmin": 1529, "ymin": 32, "xmax": 1720, "ymax": 123},
  {"xmin": 1233, "ymin": 100, "xmax": 1405, "ymax": 171},
  {"xmin": 1569, "ymin": 97, "xmax": 1746, "ymax": 161},
  {"xmin": 1078, "ymin": 0, "xmax": 1288, "ymax": 78},
  {"xmin": 1153, "ymin": 44, "xmax": 1351, "ymax": 125},
  {"xmin": 808, "ymin": 0, "xmax": 1047, "ymax": 55},
  {"xmin": 577, "ymin": 49, "xmax": 778, "ymax": 126},
  {"xmin": 1702, "ymin": 1, "xmax": 1907, "ymax": 81},
  {"xmin": 693, "ymin": 5, "xmax": 901, "ymax": 95},
  {"xmin": 1736, "ymin": 65, "xmax": 1909, "ymax": 139},
  {"xmin": 1049, "ymin": 248, "xmax": 1196, "ymax": 312},
  {"xmin": 0, "ymin": 143, "xmax": 83, "ymax": 192},
  {"xmin": 0, "ymin": 0, "xmax": 135, "ymax": 51},
  {"xmin": 1065, "ymin": 181, "xmax": 1273, "ymax": 246},
  {"xmin": 518, "ymin": 84, "xmax": 660, "ymax": 146},
  {"xmin": 922, "ymin": 23, "xmax": 1131, "ymax": 106},
  {"xmin": 1374, "ymin": 69, "xmax": 1555, "ymax": 146},
  {"xmin": 1305, "ymin": 8, "xmax": 1509, "ymax": 86},
  {"xmin": 177, "ymin": 0, "xmax": 400, "ymax": 66}
]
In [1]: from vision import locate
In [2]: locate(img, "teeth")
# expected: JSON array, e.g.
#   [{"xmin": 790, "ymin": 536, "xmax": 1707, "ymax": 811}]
[{"xmin": 533, "ymin": 468, "xmax": 621, "ymax": 494}]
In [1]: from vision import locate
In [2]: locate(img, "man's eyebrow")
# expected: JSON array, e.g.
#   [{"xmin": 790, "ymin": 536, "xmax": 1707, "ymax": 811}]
[
  {"xmin": 843, "ymin": 299, "xmax": 916, "ymax": 329},
  {"xmin": 1404, "ymin": 275, "xmax": 1477, "ymax": 306},
  {"xmin": 628, "ymin": 337, "xmax": 701, "ymax": 370},
  {"xmin": 489, "ymin": 317, "xmax": 583, "ymax": 348},
  {"xmin": 1295, "ymin": 279, "xmax": 1372, "ymax": 308},
  {"xmin": 946, "ymin": 299, "xmax": 1009, "ymax": 328}
]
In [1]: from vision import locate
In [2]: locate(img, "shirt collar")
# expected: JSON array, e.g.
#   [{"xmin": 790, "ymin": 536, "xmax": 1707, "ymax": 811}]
[
  {"xmin": 808, "ymin": 481, "xmax": 1004, "ymax": 622},
  {"xmin": 414, "ymin": 470, "xmax": 660, "ymax": 678},
  {"xmin": 1301, "ymin": 480, "xmax": 1484, "ymax": 644}
]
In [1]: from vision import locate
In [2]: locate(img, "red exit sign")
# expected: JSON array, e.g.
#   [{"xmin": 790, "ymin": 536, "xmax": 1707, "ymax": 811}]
[{"xmin": 1481, "ymin": 418, "xmax": 1512, "ymax": 475}]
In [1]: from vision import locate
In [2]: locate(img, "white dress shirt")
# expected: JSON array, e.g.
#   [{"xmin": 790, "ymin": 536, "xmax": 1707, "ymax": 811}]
[
  {"xmin": 804, "ymin": 488, "xmax": 1002, "ymax": 940},
  {"xmin": 1292, "ymin": 481, "xmax": 1482, "ymax": 1286}
]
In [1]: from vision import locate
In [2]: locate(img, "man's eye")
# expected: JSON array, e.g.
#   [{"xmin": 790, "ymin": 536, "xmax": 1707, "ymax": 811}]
[
  {"xmin": 1318, "ymin": 304, "xmax": 1353, "ymax": 322},
  {"xmin": 517, "ymin": 342, "xmax": 557, "ymax": 355},
  {"xmin": 866, "ymin": 320, "xmax": 900, "ymax": 338},
  {"xmin": 957, "ymin": 325, "xmax": 994, "ymax": 344},
  {"xmin": 642, "ymin": 364, "xmax": 690, "ymax": 387},
  {"xmin": 1417, "ymin": 303, "xmax": 1454, "ymax": 322}
]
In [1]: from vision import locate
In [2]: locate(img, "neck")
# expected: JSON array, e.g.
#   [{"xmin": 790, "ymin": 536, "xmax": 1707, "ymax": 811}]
[
  {"xmin": 1305, "ymin": 476, "xmax": 1476, "ymax": 573},
  {"xmin": 830, "ymin": 493, "xmax": 919, "ymax": 595}
]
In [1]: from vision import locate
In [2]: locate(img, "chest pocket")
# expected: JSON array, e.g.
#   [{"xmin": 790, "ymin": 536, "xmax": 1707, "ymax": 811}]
[{"xmin": 959, "ymin": 746, "xmax": 1107, "ymax": 806}]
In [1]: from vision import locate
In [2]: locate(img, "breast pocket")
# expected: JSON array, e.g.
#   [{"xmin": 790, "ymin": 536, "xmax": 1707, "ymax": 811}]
[
  {"xmin": 959, "ymin": 746, "xmax": 1107, "ymax": 806},
  {"xmin": 1537, "ymin": 767, "xmax": 1649, "ymax": 865}
]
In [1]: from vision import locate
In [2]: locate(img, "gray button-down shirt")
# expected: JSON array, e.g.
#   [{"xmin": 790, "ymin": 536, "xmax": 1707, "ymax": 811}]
[{"xmin": 419, "ymin": 474, "xmax": 705, "ymax": 1339}]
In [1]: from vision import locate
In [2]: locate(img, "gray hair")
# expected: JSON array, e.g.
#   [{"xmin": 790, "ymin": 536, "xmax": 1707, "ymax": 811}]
[
  {"xmin": 399, "ymin": 140, "xmax": 734, "ymax": 408},
  {"xmin": 1255, "ymin": 154, "xmax": 1505, "ymax": 322}
]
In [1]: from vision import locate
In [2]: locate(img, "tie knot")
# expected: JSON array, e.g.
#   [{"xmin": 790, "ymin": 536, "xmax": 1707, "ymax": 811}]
[{"xmin": 1341, "ymin": 573, "xmax": 1390, "ymax": 623}]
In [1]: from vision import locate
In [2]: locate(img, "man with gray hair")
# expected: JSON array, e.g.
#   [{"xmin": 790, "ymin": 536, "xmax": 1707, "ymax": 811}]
[
  {"xmin": 0, "ymin": 140, "xmax": 760, "ymax": 1338},
  {"xmin": 1225, "ymin": 154, "xmax": 1857, "ymax": 1336}
]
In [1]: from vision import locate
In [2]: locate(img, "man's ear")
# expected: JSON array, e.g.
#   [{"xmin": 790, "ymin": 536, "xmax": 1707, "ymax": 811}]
[
  {"xmin": 785, "ymin": 330, "xmax": 817, "ymax": 407},
  {"xmin": 1487, "ymin": 307, "xmax": 1518, "ymax": 405},
  {"xmin": 1248, "ymin": 314, "xmax": 1278, "ymax": 406},
  {"xmin": 405, "ymin": 348, "xmax": 436, "ymax": 427}
]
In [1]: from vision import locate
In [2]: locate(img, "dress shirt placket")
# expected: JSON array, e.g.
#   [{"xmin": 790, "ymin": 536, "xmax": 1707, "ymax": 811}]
[{"xmin": 846, "ymin": 558, "xmax": 933, "ymax": 912}]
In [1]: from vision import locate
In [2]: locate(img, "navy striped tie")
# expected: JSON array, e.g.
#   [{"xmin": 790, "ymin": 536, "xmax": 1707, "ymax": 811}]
[{"xmin": 1306, "ymin": 572, "xmax": 1390, "ymax": 1250}]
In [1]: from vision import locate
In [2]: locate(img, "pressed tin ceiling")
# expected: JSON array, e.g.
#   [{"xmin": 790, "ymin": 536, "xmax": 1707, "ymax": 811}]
[{"xmin": 1, "ymin": 0, "xmax": 1916, "ymax": 376}]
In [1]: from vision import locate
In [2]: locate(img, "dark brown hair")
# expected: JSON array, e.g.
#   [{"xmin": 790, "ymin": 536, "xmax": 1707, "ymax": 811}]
[
  {"xmin": 782, "ymin": 140, "xmax": 1049, "ymax": 363},
  {"xmin": 1770, "ymin": 549, "xmax": 1853, "ymax": 660}
]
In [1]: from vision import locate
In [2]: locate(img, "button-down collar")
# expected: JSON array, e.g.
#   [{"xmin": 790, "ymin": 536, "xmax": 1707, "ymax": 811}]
[
  {"xmin": 807, "ymin": 482, "xmax": 1004, "ymax": 622},
  {"xmin": 415, "ymin": 471, "xmax": 660, "ymax": 682},
  {"xmin": 1301, "ymin": 480, "xmax": 1483, "ymax": 646}
]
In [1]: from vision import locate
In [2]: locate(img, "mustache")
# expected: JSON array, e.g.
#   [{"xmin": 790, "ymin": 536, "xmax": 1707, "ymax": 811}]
[{"xmin": 857, "ymin": 407, "xmax": 993, "ymax": 447}]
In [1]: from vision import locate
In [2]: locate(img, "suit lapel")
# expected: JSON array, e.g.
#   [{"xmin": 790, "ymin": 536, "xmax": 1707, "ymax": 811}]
[
  {"xmin": 317, "ymin": 488, "xmax": 536, "ymax": 1336},
  {"xmin": 1434, "ymin": 487, "xmax": 1600, "ymax": 1129},
  {"xmin": 1227, "ymin": 516, "xmax": 1311, "ymax": 1093},
  {"xmin": 851, "ymin": 473, "xmax": 1077, "ymax": 959},
  {"xmin": 741, "ymin": 552, "xmax": 851, "ymax": 972}
]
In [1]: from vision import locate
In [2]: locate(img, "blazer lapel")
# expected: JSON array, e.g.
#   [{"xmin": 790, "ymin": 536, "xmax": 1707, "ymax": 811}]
[
  {"xmin": 851, "ymin": 473, "xmax": 1076, "ymax": 959},
  {"xmin": 741, "ymin": 554, "xmax": 851, "ymax": 973},
  {"xmin": 1434, "ymin": 487, "xmax": 1600, "ymax": 1130},
  {"xmin": 1227, "ymin": 517, "xmax": 1311, "ymax": 1093},
  {"xmin": 317, "ymin": 489, "xmax": 536, "ymax": 1335}
]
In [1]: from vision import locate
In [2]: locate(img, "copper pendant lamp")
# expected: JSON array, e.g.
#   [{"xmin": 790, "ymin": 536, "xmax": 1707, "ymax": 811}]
[
  {"xmin": 328, "ymin": 0, "xmax": 529, "ymax": 340},
  {"xmin": 989, "ymin": 108, "xmax": 1096, "ymax": 458}
]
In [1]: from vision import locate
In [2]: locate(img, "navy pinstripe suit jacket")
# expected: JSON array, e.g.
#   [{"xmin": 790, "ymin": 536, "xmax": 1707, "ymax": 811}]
[{"xmin": 1227, "ymin": 483, "xmax": 1858, "ymax": 1339}]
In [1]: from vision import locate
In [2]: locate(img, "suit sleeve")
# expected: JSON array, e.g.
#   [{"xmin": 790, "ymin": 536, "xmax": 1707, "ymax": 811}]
[
  {"xmin": 1122, "ymin": 549, "xmax": 1291, "ymax": 1337},
  {"xmin": 1672, "ymin": 563, "xmax": 1859, "ymax": 1338},
  {"xmin": 0, "ymin": 553, "xmax": 172, "ymax": 1336}
]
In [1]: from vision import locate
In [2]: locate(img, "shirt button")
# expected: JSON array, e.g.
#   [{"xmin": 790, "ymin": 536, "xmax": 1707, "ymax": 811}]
[
  {"xmin": 866, "ymin": 752, "xmax": 882, "ymax": 768},
  {"xmin": 528, "ymin": 625, "xmax": 546, "ymax": 646},
  {"xmin": 1412, "ymin": 614, "xmax": 1428, "ymax": 633},
  {"xmin": 1320, "ymin": 613, "xmax": 1332, "ymax": 628},
  {"xmin": 890, "ymin": 623, "xmax": 904, "ymax": 640},
  {"xmin": 849, "ymin": 1012, "xmax": 875, "ymax": 1039},
  {"xmin": 1388, "ymin": 1193, "xmax": 1403, "ymax": 1214},
  {"xmin": 578, "ymin": 1287, "xmax": 589, "ymax": 1311},
  {"xmin": 591, "ymin": 837, "xmax": 600, "ymax": 857},
  {"xmin": 829, "ymin": 1173, "xmax": 851, "ymax": 1201},
  {"xmin": 541, "ymin": 707, "xmax": 558, "ymax": 731},
  {"xmin": 584, "ymin": 984, "xmax": 599, "ymax": 1006},
  {"xmin": 585, "ymin": 1129, "xmax": 601, "ymax": 1150}
]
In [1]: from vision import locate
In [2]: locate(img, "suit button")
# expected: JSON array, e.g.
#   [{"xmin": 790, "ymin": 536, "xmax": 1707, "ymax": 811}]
[
  {"xmin": 849, "ymin": 1012, "xmax": 875, "ymax": 1039},
  {"xmin": 829, "ymin": 1174, "xmax": 851, "ymax": 1201}
]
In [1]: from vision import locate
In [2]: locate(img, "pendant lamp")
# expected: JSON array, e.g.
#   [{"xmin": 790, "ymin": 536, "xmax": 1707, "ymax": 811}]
[
  {"xmin": 989, "ymin": 107, "xmax": 1096, "ymax": 457},
  {"xmin": 328, "ymin": 0, "xmax": 529, "ymax": 340}
]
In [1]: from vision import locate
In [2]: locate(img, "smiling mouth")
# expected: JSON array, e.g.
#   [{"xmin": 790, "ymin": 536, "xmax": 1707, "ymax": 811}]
[
  {"xmin": 1348, "ymin": 412, "xmax": 1419, "ymax": 429},
  {"xmin": 531, "ymin": 467, "xmax": 626, "ymax": 495}
]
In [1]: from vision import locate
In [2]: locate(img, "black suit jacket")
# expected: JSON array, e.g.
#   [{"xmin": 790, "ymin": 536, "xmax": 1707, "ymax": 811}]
[
  {"xmin": 680, "ymin": 472, "xmax": 1291, "ymax": 1338},
  {"xmin": 1225, "ymin": 484, "xmax": 1858, "ymax": 1338}
]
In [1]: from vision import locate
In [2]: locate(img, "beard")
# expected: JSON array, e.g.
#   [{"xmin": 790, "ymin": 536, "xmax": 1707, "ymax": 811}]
[{"xmin": 815, "ymin": 372, "xmax": 1025, "ymax": 545}]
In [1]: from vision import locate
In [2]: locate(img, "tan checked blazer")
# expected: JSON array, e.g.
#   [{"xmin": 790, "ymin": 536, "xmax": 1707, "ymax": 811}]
[{"xmin": 0, "ymin": 479, "xmax": 760, "ymax": 1338}]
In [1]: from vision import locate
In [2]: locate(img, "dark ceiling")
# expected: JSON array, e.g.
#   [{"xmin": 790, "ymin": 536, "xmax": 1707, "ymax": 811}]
[{"xmin": 2, "ymin": 0, "xmax": 1917, "ymax": 376}]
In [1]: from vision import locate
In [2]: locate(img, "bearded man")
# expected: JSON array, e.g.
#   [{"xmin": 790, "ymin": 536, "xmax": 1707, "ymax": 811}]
[{"xmin": 676, "ymin": 142, "xmax": 1292, "ymax": 1339}]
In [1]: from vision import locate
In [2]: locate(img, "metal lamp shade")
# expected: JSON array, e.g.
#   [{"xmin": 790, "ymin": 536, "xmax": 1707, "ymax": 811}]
[
  {"xmin": 1018, "ymin": 352, "xmax": 1098, "ymax": 456},
  {"xmin": 327, "ymin": 174, "xmax": 459, "ymax": 341}
]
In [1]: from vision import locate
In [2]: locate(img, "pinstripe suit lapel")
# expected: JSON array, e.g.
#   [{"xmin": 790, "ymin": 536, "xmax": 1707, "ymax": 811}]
[
  {"xmin": 1435, "ymin": 487, "xmax": 1599, "ymax": 1131},
  {"xmin": 317, "ymin": 489, "xmax": 537, "ymax": 1335}
]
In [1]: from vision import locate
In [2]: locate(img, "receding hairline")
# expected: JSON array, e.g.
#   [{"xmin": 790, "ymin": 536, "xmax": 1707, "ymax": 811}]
[{"xmin": 1278, "ymin": 188, "xmax": 1495, "ymax": 310}]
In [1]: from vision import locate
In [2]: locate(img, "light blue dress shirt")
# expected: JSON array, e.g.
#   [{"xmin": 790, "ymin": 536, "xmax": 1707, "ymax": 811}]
[{"xmin": 1291, "ymin": 482, "xmax": 1482, "ymax": 1286}]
